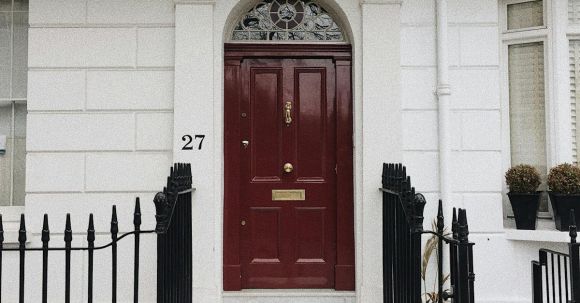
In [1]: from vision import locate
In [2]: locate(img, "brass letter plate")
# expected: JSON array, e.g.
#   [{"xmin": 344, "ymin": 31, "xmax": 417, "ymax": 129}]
[{"xmin": 272, "ymin": 189, "xmax": 305, "ymax": 201}]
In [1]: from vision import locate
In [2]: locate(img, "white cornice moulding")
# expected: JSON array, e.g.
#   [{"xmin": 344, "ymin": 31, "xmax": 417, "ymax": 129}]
[
  {"xmin": 360, "ymin": 0, "xmax": 402, "ymax": 5},
  {"xmin": 174, "ymin": 0, "xmax": 216, "ymax": 5}
]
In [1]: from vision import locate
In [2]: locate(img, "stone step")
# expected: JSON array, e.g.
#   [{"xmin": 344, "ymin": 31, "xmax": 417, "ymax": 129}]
[{"xmin": 222, "ymin": 290, "xmax": 356, "ymax": 303}]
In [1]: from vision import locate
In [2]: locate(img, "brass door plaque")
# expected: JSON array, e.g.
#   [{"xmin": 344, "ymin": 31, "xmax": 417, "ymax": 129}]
[{"xmin": 272, "ymin": 189, "xmax": 305, "ymax": 201}]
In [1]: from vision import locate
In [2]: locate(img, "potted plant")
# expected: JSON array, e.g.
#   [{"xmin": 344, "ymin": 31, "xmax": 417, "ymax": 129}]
[
  {"xmin": 506, "ymin": 165, "xmax": 542, "ymax": 230},
  {"xmin": 548, "ymin": 163, "xmax": 580, "ymax": 231}
]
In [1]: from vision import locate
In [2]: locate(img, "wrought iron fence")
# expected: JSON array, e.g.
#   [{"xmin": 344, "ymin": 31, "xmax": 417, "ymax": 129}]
[
  {"xmin": 532, "ymin": 210, "xmax": 580, "ymax": 303},
  {"xmin": 0, "ymin": 163, "xmax": 193, "ymax": 303},
  {"xmin": 381, "ymin": 163, "xmax": 475, "ymax": 303}
]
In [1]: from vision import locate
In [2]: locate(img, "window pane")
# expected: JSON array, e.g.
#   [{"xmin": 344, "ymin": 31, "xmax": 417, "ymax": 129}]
[
  {"xmin": 12, "ymin": 12, "xmax": 27, "ymax": 99},
  {"xmin": 12, "ymin": 103, "xmax": 25, "ymax": 206},
  {"xmin": 571, "ymin": 40, "xmax": 580, "ymax": 163},
  {"xmin": 571, "ymin": 0, "xmax": 580, "ymax": 24},
  {"xmin": 0, "ymin": 0, "xmax": 11, "ymax": 12},
  {"xmin": 0, "ymin": 103, "xmax": 12, "ymax": 206},
  {"xmin": 509, "ymin": 42, "xmax": 547, "ymax": 209},
  {"xmin": 13, "ymin": 0, "xmax": 28, "ymax": 12},
  {"xmin": 0, "ymin": 12, "xmax": 11, "ymax": 99},
  {"xmin": 507, "ymin": 1, "xmax": 544, "ymax": 30}
]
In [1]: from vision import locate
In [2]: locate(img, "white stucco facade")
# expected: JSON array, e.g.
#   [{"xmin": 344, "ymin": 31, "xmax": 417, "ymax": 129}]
[{"xmin": 5, "ymin": 0, "xmax": 574, "ymax": 302}]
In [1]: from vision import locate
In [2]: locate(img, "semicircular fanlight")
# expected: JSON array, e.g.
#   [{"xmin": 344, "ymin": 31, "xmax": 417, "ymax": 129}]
[{"xmin": 232, "ymin": 0, "xmax": 345, "ymax": 42}]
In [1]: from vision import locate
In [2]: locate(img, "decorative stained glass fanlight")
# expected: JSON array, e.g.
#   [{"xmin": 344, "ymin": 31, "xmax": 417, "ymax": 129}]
[{"xmin": 232, "ymin": 0, "xmax": 345, "ymax": 41}]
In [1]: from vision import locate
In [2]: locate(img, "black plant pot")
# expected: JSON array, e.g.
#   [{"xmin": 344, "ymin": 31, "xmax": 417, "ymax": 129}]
[
  {"xmin": 549, "ymin": 193, "xmax": 580, "ymax": 231},
  {"xmin": 507, "ymin": 192, "xmax": 541, "ymax": 230}
]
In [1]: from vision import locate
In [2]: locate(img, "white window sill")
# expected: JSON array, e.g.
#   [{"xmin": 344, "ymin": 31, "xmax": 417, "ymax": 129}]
[
  {"xmin": 505, "ymin": 228, "xmax": 571, "ymax": 243},
  {"xmin": 504, "ymin": 218, "xmax": 573, "ymax": 243}
]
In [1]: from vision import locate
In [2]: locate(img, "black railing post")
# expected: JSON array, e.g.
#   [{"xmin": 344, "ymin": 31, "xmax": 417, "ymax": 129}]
[
  {"xmin": 64, "ymin": 214, "xmax": 72, "ymax": 303},
  {"xmin": 437, "ymin": 200, "xmax": 444, "ymax": 303},
  {"xmin": 111, "ymin": 206, "xmax": 118, "ymax": 303},
  {"xmin": 87, "ymin": 214, "xmax": 95, "ymax": 303},
  {"xmin": 41, "ymin": 214, "xmax": 50, "ymax": 303},
  {"xmin": 18, "ymin": 214, "xmax": 26, "ymax": 303},
  {"xmin": 570, "ymin": 210, "xmax": 580, "ymax": 302},
  {"xmin": 532, "ymin": 260, "xmax": 543, "ymax": 303},
  {"xmin": 456, "ymin": 209, "xmax": 470, "ymax": 303},
  {"xmin": 0, "ymin": 215, "xmax": 4, "ymax": 303},
  {"xmin": 134, "ymin": 198, "xmax": 141, "ymax": 303},
  {"xmin": 155, "ymin": 163, "xmax": 193, "ymax": 303}
]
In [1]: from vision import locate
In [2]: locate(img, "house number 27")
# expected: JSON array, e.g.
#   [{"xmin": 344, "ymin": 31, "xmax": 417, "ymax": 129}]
[{"xmin": 182, "ymin": 135, "xmax": 206, "ymax": 150}]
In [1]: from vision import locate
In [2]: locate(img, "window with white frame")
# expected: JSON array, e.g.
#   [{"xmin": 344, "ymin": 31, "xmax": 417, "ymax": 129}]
[
  {"xmin": 569, "ymin": 0, "xmax": 580, "ymax": 163},
  {"xmin": 0, "ymin": 0, "xmax": 27, "ymax": 207},
  {"xmin": 501, "ymin": 0, "xmax": 550, "ymax": 212}
]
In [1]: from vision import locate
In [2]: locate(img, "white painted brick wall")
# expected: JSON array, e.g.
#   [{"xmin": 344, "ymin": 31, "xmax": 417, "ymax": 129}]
[
  {"xmin": 460, "ymin": 111, "xmax": 501, "ymax": 150},
  {"xmin": 136, "ymin": 112, "xmax": 174, "ymax": 151},
  {"xmin": 29, "ymin": 0, "xmax": 86, "ymax": 25},
  {"xmin": 459, "ymin": 27, "xmax": 500, "ymax": 66},
  {"xmin": 85, "ymin": 153, "xmax": 172, "ymax": 192},
  {"xmin": 27, "ymin": 70, "xmax": 86, "ymax": 111},
  {"xmin": 26, "ymin": 153, "xmax": 85, "ymax": 192},
  {"xmin": 401, "ymin": 26, "xmax": 436, "ymax": 66},
  {"xmin": 86, "ymin": 71, "xmax": 174, "ymax": 110},
  {"xmin": 87, "ymin": 0, "xmax": 174, "ymax": 24},
  {"xmin": 402, "ymin": 111, "xmax": 438, "ymax": 150},
  {"xmin": 29, "ymin": 28, "xmax": 137, "ymax": 68},
  {"xmin": 137, "ymin": 28, "xmax": 175, "ymax": 67},
  {"xmin": 401, "ymin": 68, "xmax": 437, "ymax": 110},
  {"xmin": 450, "ymin": 69, "xmax": 500, "ymax": 109},
  {"xmin": 27, "ymin": 113, "xmax": 135, "ymax": 151}
]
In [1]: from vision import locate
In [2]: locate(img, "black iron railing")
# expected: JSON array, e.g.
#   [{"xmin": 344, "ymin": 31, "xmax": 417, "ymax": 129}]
[
  {"xmin": 0, "ymin": 163, "xmax": 192, "ymax": 303},
  {"xmin": 381, "ymin": 163, "xmax": 475, "ymax": 303},
  {"xmin": 532, "ymin": 210, "xmax": 580, "ymax": 303},
  {"xmin": 155, "ymin": 163, "xmax": 193, "ymax": 303}
]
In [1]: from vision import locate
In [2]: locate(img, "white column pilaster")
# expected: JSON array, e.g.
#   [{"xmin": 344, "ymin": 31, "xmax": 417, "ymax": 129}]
[
  {"xmin": 359, "ymin": 1, "xmax": 402, "ymax": 302},
  {"xmin": 173, "ymin": 0, "xmax": 219, "ymax": 302}
]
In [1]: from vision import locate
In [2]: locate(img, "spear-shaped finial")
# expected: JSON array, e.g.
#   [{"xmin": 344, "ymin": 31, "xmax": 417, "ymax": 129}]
[
  {"xmin": 111, "ymin": 205, "xmax": 118, "ymax": 239},
  {"xmin": 42, "ymin": 214, "xmax": 50, "ymax": 244},
  {"xmin": 134, "ymin": 197, "xmax": 142, "ymax": 230},
  {"xmin": 87, "ymin": 214, "xmax": 95, "ymax": 244},
  {"xmin": 18, "ymin": 214, "xmax": 26, "ymax": 245},
  {"xmin": 452, "ymin": 208, "xmax": 458, "ymax": 240},
  {"xmin": 437, "ymin": 200, "xmax": 444, "ymax": 234},
  {"xmin": 64, "ymin": 213, "xmax": 72, "ymax": 243}
]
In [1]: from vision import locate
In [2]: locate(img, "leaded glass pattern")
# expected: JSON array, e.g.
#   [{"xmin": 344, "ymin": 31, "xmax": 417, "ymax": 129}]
[{"xmin": 232, "ymin": 0, "xmax": 344, "ymax": 42}]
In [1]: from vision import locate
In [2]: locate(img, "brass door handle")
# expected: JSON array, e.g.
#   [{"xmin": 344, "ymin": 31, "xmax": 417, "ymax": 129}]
[{"xmin": 284, "ymin": 101, "xmax": 292, "ymax": 126}]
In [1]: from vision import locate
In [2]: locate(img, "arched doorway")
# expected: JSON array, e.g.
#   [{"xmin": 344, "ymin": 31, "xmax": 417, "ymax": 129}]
[{"xmin": 223, "ymin": 0, "xmax": 354, "ymax": 291}]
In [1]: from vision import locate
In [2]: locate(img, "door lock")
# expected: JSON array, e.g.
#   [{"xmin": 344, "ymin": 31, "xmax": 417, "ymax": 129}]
[{"xmin": 242, "ymin": 140, "xmax": 249, "ymax": 149}]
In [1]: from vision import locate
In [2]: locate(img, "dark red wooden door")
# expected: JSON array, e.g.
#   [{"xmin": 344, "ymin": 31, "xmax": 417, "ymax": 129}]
[{"xmin": 238, "ymin": 58, "xmax": 337, "ymax": 288}]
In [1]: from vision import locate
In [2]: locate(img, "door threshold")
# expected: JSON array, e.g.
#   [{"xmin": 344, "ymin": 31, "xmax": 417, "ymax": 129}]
[{"xmin": 223, "ymin": 289, "xmax": 356, "ymax": 297}]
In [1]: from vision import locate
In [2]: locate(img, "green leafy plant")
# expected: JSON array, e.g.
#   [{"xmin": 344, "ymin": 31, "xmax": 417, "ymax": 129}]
[
  {"xmin": 422, "ymin": 220, "xmax": 450, "ymax": 303},
  {"xmin": 505, "ymin": 164, "xmax": 541, "ymax": 193},
  {"xmin": 548, "ymin": 163, "xmax": 580, "ymax": 194}
]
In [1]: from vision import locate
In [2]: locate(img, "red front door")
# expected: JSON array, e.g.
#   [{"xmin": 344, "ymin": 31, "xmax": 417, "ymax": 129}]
[
  {"xmin": 239, "ymin": 58, "xmax": 336, "ymax": 288},
  {"xmin": 224, "ymin": 44, "xmax": 354, "ymax": 291}
]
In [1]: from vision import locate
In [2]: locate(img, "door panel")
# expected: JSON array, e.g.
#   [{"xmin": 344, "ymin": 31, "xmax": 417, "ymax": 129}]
[
  {"xmin": 250, "ymin": 69, "xmax": 283, "ymax": 181},
  {"xmin": 240, "ymin": 58, "xmax": 337, "ymax": 289},
  {"xmin": 296, "ymin": 69, "xmax": 326, "ymax": 181}
]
